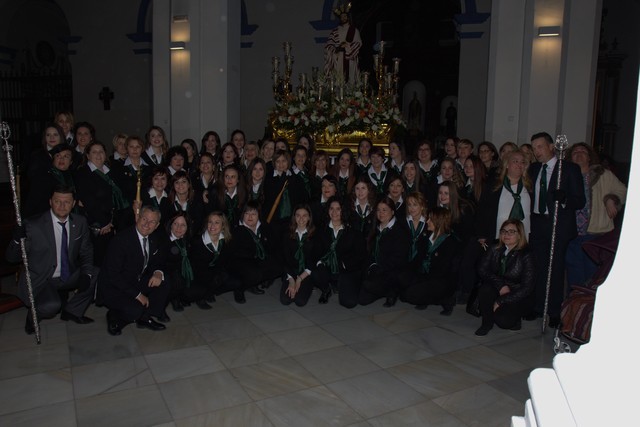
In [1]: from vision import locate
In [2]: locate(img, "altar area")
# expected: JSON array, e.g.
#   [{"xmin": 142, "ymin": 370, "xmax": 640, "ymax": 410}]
[{"xmin": 266, "ymin": 4, "xmax": 406, "ymax": 155}]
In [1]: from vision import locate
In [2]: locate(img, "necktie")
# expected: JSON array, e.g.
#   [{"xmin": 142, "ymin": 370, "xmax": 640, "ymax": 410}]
[
  {"xmin": 152, "ymin": 154, "xmax": 158, "ymax": 164},
  {"xmin": 539, "ymin": 164, "xmax": 548, "ymax": 214},
  {"xmin": 503, "ymin": 175, "xmax": 525, "ymax": 221},
  {"xmin": 142, "ymin": 237, "xmax": 149, "ymax": 270},
  {"xmin": 58, "ymin": 221, "xmax": 70, "ymax": 282}
]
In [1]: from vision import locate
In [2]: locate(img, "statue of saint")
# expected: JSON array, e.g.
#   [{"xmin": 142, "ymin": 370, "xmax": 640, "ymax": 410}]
[
  {"xmin": 324, "ymin": 2, "xmax": 361, "ymax": 84},
  {"xmin": 408, "ymin": 92, "xmax": 422, "ymax": 131}
]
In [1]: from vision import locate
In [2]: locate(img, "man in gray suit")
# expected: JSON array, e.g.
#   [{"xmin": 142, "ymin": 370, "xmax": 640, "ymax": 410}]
[{"xmin": 6, "ymin": 185, "xmax": 97, "ymax": 334}]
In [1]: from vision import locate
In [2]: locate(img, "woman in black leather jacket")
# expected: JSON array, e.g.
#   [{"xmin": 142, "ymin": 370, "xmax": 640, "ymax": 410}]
[{"xmin": 475, "ymin": 219, "xmax": 534, "ymax": 336}]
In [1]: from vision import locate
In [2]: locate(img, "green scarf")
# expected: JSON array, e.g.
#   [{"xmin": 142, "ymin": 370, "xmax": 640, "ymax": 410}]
[
  {"xmin": 94, "ymin": 169, "xmax": 129, "ymax": 210},
  {"xmin": 225, "ymin": 193, "xmax": 238, "ymax": 225},
  {"xmin": 206, "ymin": 238, "xmax": 224, "ymax": 267},
  {"xmin": 503, "ymin": 175, "xmax": 525, "ymax": 221},
  {"xmin": 373, "ymin": 227, "xmax": 390, "ymax": 263},
  {"xmin": 298, "ymin": 170, "xmax": 311, "ymax": 198},
  {"xmin": 370, "ymin": 170, "xmax": 387, "ymax": 194},
  {"xmin": 320, "ymin": 228, "xmax": 343, "ymax": 274},
  {"xmin": 250, "ymin": 228, "xmax": 266, "ymax": 260},
  {"xmin": 175, "ymin": 238, "xmax": 194, "ymax": 287},
  {"xmin": 294, "ymin": 232, "xmax": 307, "ymax": 275},
  {"xmin": 408, "ymin": 219, "xmax": 425, "ymax": 261},
  {"xmin": 421, "ymin": 234, "xmax": 449, "ymax": 274}
]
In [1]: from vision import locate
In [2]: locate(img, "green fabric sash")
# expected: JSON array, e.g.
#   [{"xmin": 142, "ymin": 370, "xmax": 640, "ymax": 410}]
[
  {"xmin": 421, "ymin": 233, "xmax": 449, "ymax": 274},
  {"xmin": 175, "ymin": 238, "xmax": 194, "ymax": 287},
  {"xmin": 408, "ymin": 219, "xmax": 425, "ymax": 261},
  {"xmin": 94, "ymin": 169, "xmax": 129, "ymax": 210},
  {"xmin": 503, "ymin": 175, "xmax": 525, "ymax": 221},
  {"xmin": 320, "ymin": 228, "xmax": 342, "ymax": 274},
  {"xmin": 294, "ymin": 232, "xmax": 307, "ymax": 275}
]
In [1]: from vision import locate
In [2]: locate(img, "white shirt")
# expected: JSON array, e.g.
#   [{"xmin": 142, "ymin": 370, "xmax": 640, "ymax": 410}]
[
  {"xmin": 88, "ymin": 161, "xmax": 109, "ymax": 174},
  {"xmin": 146, "ymin": 146, "xmax": 162, "ymax": 164}
]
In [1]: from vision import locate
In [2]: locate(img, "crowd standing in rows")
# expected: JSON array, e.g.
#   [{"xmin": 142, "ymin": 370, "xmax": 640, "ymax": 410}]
[{"xmin": 8, "ymin": 110, "xmax": 626, "ymax": 337}]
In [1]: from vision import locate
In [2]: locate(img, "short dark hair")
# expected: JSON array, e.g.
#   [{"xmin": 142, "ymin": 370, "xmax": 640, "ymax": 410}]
[
  {"xmin": 531, "ymin": 132, "xmax": 553, "ymax": 144},
  {"xmin": 51, "ymin": 184, "xmax": 75, "ymax": 198}
]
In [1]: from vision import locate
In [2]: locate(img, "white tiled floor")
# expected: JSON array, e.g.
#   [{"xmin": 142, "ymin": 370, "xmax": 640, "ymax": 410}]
[{"xmin": 0, "ymin": 277, "xmax": 560, "ymax": 426}]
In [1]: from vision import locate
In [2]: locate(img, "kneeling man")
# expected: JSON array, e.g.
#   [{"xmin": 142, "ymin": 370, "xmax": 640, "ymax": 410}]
[{"xmin": 98, "ymin": 205, "xmax": 169, "ymax": 335}]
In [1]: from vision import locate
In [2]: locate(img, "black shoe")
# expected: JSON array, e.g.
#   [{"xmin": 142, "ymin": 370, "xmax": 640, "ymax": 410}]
[
  {"xmin": 383, "ymin": 296, "xmax": 397, "ymax": 308},
  {"xmin": 196, "ymin": 300, "xmax": 213, "ymax": 310},
  {"xmin": 475, "ymin": 325, "xmax": 492, "ymax": 336},
  {"xmin": 25, "ymin": 312, "xmax": 36, "ymax": 335},
  {"xmin": 171, "ymin": 299, "xmax": 184, "ymax": 312},
  {"xmin": 234, "ymin": 291, "xmax": 247, "ymax": 304},
  {"xmin": 181, "ymin": 299, "xmax": 192, "ymax": 307},
  {"xmin": 107, "ymin": 312, "xmax": 122, "ymax": 336},
  {"xmin": 510, "ymin": 319, "xmax": 522, "ymax": 331},
  {"xmin": 440, "ymin": 305, "xmax": 454, "ymax": 316},
  {"xmin": 414, "ymin": 304, "xmax": 428, "ymax": 310},
  {"xmin": 522, "ymin": 312, "xmax": 540, "ymax": 321},
  {"xmin": 136, "ymin": 318, "xmax": 166, "ymax": 331},
  {"xmin": 465, "ymin": 303, "xmax": 481, "ymax": 318},
  {"xmin": 60, "ymin": 310, "xmax": 95, "ymax": 324},
  {"xmin": 205, "ymin": 296, "xmax": 216, "ymax": 303},
  {"xmin": 548, "ymin": 316, "xmax": 561, "ymax": 329},
  {"xmin": 156, "ymin": 311, "xmax": 171, "ymax": 323},
  {"xmin": 319, "ymin": 289, "xmax": 332, "ymax": 304},
  {"xmin": 248, "ymin": 286, "xmax": 265, "ymax": 295}
]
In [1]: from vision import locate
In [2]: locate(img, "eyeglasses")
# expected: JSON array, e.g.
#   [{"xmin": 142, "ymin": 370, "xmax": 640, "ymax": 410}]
[{"xmin": 500, "ymin": 229, "xmax": 518, "ymax": 235}]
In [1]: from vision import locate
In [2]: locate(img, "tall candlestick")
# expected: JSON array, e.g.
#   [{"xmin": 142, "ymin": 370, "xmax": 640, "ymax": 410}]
[
  {"xmin": 283, "ymin": 42, "xmax": 291, "ymax": 57},
  {"xmin": 393, "ymin": 58, "xmax": 400, "ymax": 75},
  {"xmin": 272, "ymin": 56, "xmax": 279, "ymax": 73},
  {"xmin": 373, "ymin": 54, "xmax": 379, "ymax": 71},
  {"xmin": 135, "ymin": 168, "xmax": 142, "ymax": 216},
  {"xmin": 379, "ymin": 40, "xmax": 385, "ymax": 58}
]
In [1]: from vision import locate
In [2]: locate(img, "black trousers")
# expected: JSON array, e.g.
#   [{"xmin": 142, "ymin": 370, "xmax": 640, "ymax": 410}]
[
  {"xmin": 477, "ymin": 284, "xmax": 526, "ymax": 329},
  {"xmin": 313, "ymin": 265, "xmax": 362, "ymax": 308}
]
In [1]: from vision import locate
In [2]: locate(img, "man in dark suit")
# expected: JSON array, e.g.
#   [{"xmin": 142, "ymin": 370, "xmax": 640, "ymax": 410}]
[
  {"xmin": 98, "ymin": 205, "xmax": 169, "ymax": 336},
  {"xmin": 526, "ymin": 132, "xmax": 585, "ymax": 327},
  {"xmin": 6, "ymin": 185, "xmax": 97, "ymax": 335}
]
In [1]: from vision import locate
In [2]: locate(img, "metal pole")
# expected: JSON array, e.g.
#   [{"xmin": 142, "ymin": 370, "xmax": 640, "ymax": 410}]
[
  {"xmin": 1, "ymin": 122, "xmax": 41, "ymax": 344},
  {"xmin": 542, "ymin": 134, "xmax": 569, "ymax": 333}
]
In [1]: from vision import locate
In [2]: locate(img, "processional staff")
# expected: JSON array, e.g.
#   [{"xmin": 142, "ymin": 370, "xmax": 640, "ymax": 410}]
[
  {"xmin": 542, "ymin": 134, "xmax": 569, "ymax": 333},
  {"xmin": 1, "ymin": 122, "xmax": 41, "ymax": 344}
]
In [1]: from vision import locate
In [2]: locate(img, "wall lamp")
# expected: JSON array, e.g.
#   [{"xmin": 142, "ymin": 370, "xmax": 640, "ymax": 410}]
[
  {"xmin": 170, "ymin": 41, "xmax": 186, "ymax": 50},
  {"xmin": 538, "ymin": 26, "xmax": 561, "ymax": 37}
]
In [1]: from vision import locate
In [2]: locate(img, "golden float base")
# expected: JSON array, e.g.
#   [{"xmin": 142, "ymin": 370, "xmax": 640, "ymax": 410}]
[{"xmin": 273, "ymin": 124, "xmax": 391, "ymax": 156}]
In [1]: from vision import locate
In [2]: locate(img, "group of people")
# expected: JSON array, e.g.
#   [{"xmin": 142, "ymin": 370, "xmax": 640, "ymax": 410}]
[{"xmin": 7, "ymin": 112, "xmax": 627, "ymax": 338}]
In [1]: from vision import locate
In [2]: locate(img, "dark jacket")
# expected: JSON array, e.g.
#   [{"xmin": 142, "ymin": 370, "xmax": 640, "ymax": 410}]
[
  {"xmin": 477, "ymin": 245, "xmax": 535, "ymax": 306},
  {"xmin": 315, "ymin": 225, "xmax": 366, "ymax": 272}
]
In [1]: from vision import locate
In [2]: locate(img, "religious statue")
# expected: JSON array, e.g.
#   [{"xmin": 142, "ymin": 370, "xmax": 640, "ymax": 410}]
[
  {"xmin": 324, "ymin": 2, "xmax": 361, "ymax": 85},
  {"xmin": 408, "ymin": 92, "xmax": 422, "ymax": 131}
]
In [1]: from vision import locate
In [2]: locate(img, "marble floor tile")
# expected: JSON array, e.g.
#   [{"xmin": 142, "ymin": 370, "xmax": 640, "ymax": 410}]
[
  {"xmin": 433, "ymin": 383, "xmax": 523, "ymax": 427},
  {"xmin": 0, "ymin": 342, "xmax": 70, "ymax": 380},
  {"xmin": 435, "ymin": 345, "xmax": 529, "ymax": 382},
  {"xmin": 68, "ymin": 331, "xmax": 141, "ymax": 367},
  {"xmin": 293, "ymin": 300, "xmax": 360, "ymax": 325},
  {"xmin": 230, "ymin": 356, "xmax": 320, "ymax": 400},
  {"xmin": 231, "ymin": 294, "xmax": 289, "ymax": 316},
  {"xmin": 350, "ymin": 335, "xmax": 432, "ymax": 368},
  {"xmin": 486, "ymin": 369, "xmax": 534, "ymax": 404},
  {"xmin": 399, "ymin": 326, "xmax": 477, "ymax": 356},
  {"xmin": 181, "ymin": 300, "xmax": 242, "ymax": 324},
  {"xmin": 0, "ymin": 400, "xmax": 77, "ymax": 427},
  {"xmin": 0, "ymin": 319, "xmax": 68, "ymax": 351},
  {"xmin": 248, "ymin": 309, "xmax": 314, "ymax": 334},
  {"xmin": 257, "ymin": 385, "xmax": 363, "ymax": 427},
  {"xmin": 145, "ymin": 345, "xmax": 225, "ymax": 383},
  {"xmin": 367, "ymin": 401, "xmax": 467, "ymax": 427},
  {"xmin": 321, "ymin": 317, "xmax": 392, "ymax": 344},
  {"xmin": 175, "ymin": 402, "xmax": 274, "ymax": 427},
  {"xmin": 0, "ymin": 370, "xmax": 73, "ymax": 416},
  {"xmin": 371, "ymin": 309, "xmax": 436, "ymax": 334},
  {"xmin": 75, "ymin": 384, "xmax": 172, "ymax": 427},
  {"xmin": 327, "ymin": 370, "xmax": 425, "ymax": 418},
  {"xmin": 294, "ymin": 345, "xmax": 380, "ymax": 384},
  {"xmin": 210, "ymin": 335, "xmax": 288, "ymax": 369},
  {"xmin": 268, "ymin": 325, "xmax": 343, "ymax": 356},
  {"xmin": 387, "ymin": 357, "xmax": 484, "ymax": 399},
  {"xmin": 133, "ymin": 323, "xmax": 207, "ymax": 355},
  {"xmin": 195, "ymin": 317, "xmax": 264, "ymax": 343},
  {"xmin": 158, "ymin": 371, "xmax": 252, "ymax": 419},
  {"xmin": 72, "ymin": 356, "xmax": 154, "ymax": 399},
  {"xmin": 486, "ymin": 334, "xmax": 556, "ymax": 368}
]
